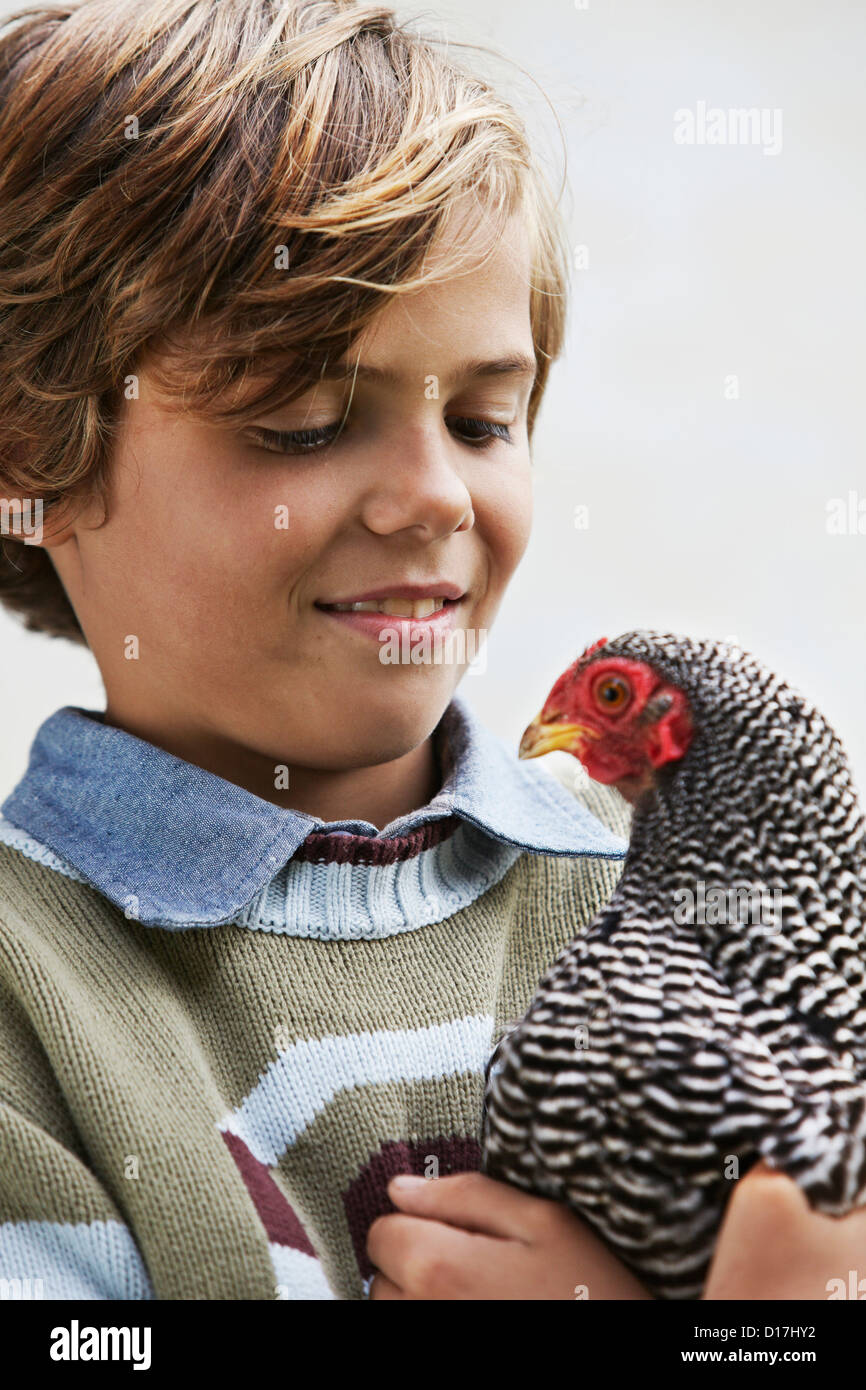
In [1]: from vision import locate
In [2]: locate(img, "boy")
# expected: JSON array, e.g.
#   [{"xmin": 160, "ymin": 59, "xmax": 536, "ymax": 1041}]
[{"xmin": 0, "ymin": 0, "xmax": 861, "ymax": 1300}]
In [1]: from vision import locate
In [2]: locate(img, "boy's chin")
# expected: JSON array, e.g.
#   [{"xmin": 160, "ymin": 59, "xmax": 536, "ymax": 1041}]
[
  {"xmin": 261, "ymin": 677, "xmax": 455, "ymax": 763},
  {"xmin": 368, "ymin": 678, "xmax": 459, "ymax": 724}
]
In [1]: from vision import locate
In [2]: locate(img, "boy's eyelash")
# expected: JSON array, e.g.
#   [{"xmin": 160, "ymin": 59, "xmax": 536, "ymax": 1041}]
[{"xmin": 246, "ymin": 417, "xmax": 514, "ymax": 456}]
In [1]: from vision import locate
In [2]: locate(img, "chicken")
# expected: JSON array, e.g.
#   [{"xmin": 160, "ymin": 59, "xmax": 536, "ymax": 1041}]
[{"xmin": 482, "ymin": 630, "xmax": 866, "ymax": 1299}]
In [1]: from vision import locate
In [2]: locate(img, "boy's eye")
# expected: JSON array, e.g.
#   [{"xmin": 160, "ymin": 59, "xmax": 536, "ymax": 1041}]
[
  {"xmin": 245, "ymin": 417, "xmax": 514, "ymax": 456},
  {"xmin": 450, "ymin": 417, "xmax": 514, "ymax": 449}
]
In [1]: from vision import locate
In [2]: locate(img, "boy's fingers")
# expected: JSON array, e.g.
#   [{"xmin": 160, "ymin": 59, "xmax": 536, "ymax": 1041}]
[
  {"xmin": 384, "ymin": 1170, "xmax": 547, "ymax": 1241},
  {"xmin": 366, "ymin": 1211, "xmax": 418, "ymax": 1275},
  {"xmin": 367, "ymin": 1273, "xmax": 404, "ymax": 1300},
  {"xmin": 367, "ymin": 1212, "xmax": 476, "ymax": 1287},
  {"xmin": 366, "ymin": 1211, "xmax": 508, "ymax": 1298},
  {"xmin": 705, "ymin": 1158, "xmax": 866, "ymax": 1300}
]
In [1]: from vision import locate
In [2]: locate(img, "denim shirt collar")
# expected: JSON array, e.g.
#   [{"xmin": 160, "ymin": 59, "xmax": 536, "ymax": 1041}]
[{"xmin": 0, "ymin": 692, "xmax": 626, "ymax": 927}]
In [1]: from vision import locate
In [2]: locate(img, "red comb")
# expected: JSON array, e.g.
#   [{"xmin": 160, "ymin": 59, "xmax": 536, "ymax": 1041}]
[{"xmin": 578, "ymin": 636, "xmax": 608, "ymax": 662}]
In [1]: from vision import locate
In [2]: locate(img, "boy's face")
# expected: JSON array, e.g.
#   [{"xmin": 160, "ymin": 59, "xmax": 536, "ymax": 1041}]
[{"xmin": 45, "ymin": 208, "xmax": 536, "ymax": 783}]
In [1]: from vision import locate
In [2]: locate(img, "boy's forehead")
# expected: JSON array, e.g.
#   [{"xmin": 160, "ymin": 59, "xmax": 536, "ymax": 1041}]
[
  {"xmin": 350, "ymin": 223, "xmax": 535, "ymax": 363},
  {"xmin": 411, "ymin": 206, "xmax": 534, "ymax": 305},
  {"xmin": 130, "ymin": 204, "xmax": 534, "ymax": 411}
]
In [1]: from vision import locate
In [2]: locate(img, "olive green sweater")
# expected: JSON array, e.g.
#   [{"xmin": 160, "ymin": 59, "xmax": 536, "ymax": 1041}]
[{"xmin": 0, "ymin": 694, "xmax": 630, "ymax": 1299}]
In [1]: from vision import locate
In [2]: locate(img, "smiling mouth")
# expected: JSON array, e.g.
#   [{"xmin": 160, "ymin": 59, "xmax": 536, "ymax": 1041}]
[{"xmin": 316, "ymin": 596, "xmax": 459, "ymax": 619}]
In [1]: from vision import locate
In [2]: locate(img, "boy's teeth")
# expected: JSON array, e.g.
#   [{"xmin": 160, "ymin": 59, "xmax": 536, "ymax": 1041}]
[{"xmin": 330, "ymin": 597, "xmax": 448, "ymax": 617}]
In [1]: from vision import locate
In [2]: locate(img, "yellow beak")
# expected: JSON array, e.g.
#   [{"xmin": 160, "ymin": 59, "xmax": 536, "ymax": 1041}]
[{"xmin": 518, "ymin": 715, "xmax": 600, "ymax": 760}]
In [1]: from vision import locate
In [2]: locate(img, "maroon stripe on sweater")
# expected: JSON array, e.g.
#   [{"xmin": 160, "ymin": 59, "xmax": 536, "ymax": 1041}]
[
  {"xmin": 292, "ymin": 813, "xmax": 462, "ymax": 866},
  {"xmin": 343, "ymin": 1136, "xmax": 482, "ymax": 1279},
  {"xmin": 222, "ymin": 1130, "xmax": 317, "ymax": 1257}
]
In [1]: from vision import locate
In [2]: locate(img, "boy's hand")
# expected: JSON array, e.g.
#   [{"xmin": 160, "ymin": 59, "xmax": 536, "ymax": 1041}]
[
  {"xmin": 704, "ymin": 1160, "xmax": 866, "ymax": 1300},
  {"xmin": 366, "ymin": 1171, "xmax": 653, "ymax": 1300}
]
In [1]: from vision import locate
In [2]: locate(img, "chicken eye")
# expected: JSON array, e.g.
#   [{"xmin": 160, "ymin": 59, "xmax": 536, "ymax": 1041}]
[{"xmin": 593, "ymin": 674, "xmax": 631, "ymax": 712}]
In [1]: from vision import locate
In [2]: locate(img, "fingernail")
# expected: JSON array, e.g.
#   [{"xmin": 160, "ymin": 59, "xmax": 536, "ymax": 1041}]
[{"xmin": 389, "ymin": 1174, "xmax": 426, "ymax": 1192}]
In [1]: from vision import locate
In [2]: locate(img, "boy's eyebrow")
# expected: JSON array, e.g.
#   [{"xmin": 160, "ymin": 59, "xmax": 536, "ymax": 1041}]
[{"xmin": 318, "ymin": 351, "xmax": 538, "ymax": 388}]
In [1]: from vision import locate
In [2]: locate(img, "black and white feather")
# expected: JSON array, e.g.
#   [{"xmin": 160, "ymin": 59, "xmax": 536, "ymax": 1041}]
[{"xmin": 482, "ymin": 631, "xmax": 866, "ymax": 1299}]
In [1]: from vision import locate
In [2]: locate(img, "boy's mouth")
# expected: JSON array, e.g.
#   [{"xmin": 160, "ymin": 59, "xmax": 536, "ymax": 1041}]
[
  {"xmin": 318, "ymin": 596, "xmax": 456, "ymax": 619},
  {"xmin": 313, "ymin": 588, "xmax": 467, "ymax": 643},
  {"xmin": 315, "ymin": 583, "xmax": 467, "ymax": 622}
]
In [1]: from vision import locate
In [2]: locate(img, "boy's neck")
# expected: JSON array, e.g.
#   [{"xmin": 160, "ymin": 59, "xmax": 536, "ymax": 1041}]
[
  {"xmin": 101, "ymin": 704, "xmax": 443, "ymax": 829},
  {"xmin": 264, "ymin": 735, "xmax": 442, "ymax": 828}
]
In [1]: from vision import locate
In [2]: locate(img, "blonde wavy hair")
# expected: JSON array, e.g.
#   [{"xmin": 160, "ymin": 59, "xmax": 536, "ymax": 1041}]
[{"xmin": 0, "ymin": 0, "xmax": 570, "ymax": 644}]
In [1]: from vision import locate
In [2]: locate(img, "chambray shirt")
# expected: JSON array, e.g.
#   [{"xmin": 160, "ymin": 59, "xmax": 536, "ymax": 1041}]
[{"xmin": 0, "ymin": 692, "xmax": 626, "ymax": 931}]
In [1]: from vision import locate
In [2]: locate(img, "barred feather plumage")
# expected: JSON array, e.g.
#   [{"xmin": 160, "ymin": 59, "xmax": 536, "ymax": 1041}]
[{"xmin": 482, "ymin": 631, "xmax": 866, "ymax": 1299}]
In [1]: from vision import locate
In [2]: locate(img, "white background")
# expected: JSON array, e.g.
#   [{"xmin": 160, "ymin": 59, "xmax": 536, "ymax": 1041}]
[{"xmin": 2, "ymin": 0, "xmax": 864, "ymax": 799}]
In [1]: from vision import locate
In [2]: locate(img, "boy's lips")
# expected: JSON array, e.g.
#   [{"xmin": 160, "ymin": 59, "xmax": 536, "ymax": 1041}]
[
  {"xmin": 314, "ymin": 596, "xmax": 464, "ymax": 642},
  {"xmin": 316, "ymin": 581, "xmax": 467, "ymax": 604}
]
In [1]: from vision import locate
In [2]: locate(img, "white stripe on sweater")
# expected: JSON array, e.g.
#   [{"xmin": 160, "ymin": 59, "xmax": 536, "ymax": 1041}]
[
  {"xmin": 0, "ymin": 1219, "xmax": 154, "ymax": 1299},
  {"xmin": 218, "ymin": 1013, "xmax": 496, "ymax": 1163},
  {"xmin": 271, "ymin": 1243, "xmax": 336, "ymax": 1300}
]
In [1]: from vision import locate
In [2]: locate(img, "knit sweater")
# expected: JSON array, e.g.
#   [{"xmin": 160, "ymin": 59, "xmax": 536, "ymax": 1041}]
[{"xmin": 0, "ymin": 692, "xmax": 630, "ymax": 1300}]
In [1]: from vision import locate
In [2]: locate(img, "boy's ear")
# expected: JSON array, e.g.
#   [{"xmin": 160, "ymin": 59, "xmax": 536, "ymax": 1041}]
[{"xmin": 30, "ymin": 509, "xmax": 78, "ymax": 549}]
